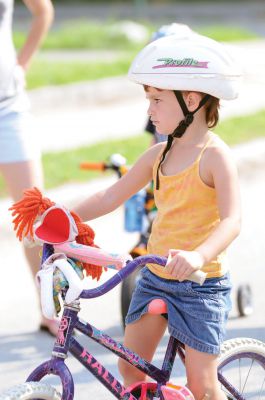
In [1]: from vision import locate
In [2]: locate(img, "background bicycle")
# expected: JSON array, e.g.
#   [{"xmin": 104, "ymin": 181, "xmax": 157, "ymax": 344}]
[{"xmin": 80, "ymin": 154, "xmax": 254, "ymax": 328}]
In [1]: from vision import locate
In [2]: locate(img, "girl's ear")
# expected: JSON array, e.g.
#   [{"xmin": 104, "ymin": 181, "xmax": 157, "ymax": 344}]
[{"xmin": 184, "ymin": 92, "xmax": 202, "ymax": 112}]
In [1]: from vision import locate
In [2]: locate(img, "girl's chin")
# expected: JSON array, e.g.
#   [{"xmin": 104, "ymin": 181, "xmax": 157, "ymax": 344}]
[{"xmin": 156, "ymin": 129, "xmax": 170, "ymax": 136}]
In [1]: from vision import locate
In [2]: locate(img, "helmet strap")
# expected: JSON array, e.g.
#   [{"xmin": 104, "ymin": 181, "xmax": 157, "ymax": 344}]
[
  {"xmin": 155, "ymin": 135, "xmax": 173, "ymax": 190},
  {"xmin": 155, "ymin": 91, "xmax": 210, "ymax": 190},
  {"xmin": 172, "ymin": 91, "xmax": 210, "ymax": 138}
]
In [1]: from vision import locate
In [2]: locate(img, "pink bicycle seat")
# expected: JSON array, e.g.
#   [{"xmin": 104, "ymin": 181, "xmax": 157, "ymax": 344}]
[{"xmin": 147, "ymin": 299, "xmax": 168, "ymax": 315}]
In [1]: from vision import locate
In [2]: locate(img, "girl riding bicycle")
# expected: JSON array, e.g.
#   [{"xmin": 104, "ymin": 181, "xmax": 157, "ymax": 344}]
[{"xmin": 74, "ymin": 35, "xmax": 241, "ymax": 399}]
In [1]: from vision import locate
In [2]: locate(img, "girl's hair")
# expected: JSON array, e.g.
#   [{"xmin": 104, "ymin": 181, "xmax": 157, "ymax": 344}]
[
  {"xmin": 205, "ymin": 95, "xmax": 220, "ymax": 128},
  {"xmin": 144, "ymin": 85, "xmax": 220, "ymax": 128}
]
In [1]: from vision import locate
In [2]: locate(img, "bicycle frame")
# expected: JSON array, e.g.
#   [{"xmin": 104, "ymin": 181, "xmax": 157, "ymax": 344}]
[
  {"xmin": 25, "ymin": 244, "xmax": 246, "ymax": 400},
  {"xmin": 27, "ymin": 304, "xmax": 185, "ymax": 400},
  {"xmin": 26, "ymin": 244, "xmax": 184, "ymax": 399}
]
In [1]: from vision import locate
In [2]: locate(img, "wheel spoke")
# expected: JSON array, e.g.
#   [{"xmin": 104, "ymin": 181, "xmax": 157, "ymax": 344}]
[
  {"xmin": 239, "ymin": 357, "xmax": 241, "ymax": 392},
  {"xmin": 241, "ymin": 358, "xmax": 254, "ymax": 395},
  {"xmin": 258, "ymin": 377, "xmax": 265, "ymax": 400}
]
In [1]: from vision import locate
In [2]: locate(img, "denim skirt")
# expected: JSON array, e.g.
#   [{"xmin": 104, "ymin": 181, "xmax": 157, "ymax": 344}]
[{"xmin": 126, "ymin": 267, "xmax": 232, "ymax": 355}]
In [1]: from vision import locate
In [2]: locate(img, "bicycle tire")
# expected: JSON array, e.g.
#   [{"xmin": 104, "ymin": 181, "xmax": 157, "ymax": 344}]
[
  {"xmin": 0, "ymin": 382, "xmax": 61, "ymax": 400},
  {"xmin": 218, "ymin": 337, "xmax": 265, "ymax": 399}
]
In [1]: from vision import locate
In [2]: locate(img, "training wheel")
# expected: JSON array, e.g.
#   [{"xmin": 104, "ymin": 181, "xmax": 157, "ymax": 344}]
[{"xmin": 237, "ymin": 284, "xmax": 253, "ymax": 317}]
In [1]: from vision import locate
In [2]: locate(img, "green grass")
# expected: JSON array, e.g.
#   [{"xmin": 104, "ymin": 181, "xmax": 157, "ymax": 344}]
[
  {"xmin": 197, "ymin": 25, "xmax": 259, "ymax": 42},
  {"xmin": 26, "ymin": 57, "xmax": 134, "ymax": 89},
  {"xmin": 14, "ymin": 21, "xmax": 259, "ymax": 51},
  {"xmin": 214, "ymin": 110, "xmax": 265, "ymax": 145},
  {"xmin": 42, "ymin": 134, "xmax": 150, "ymax": 189},
  {"xmin": 13, "ymin": 20, "xmax": 151, "ymax": 51},
  {"xmin": 0, "ymin": 110, "xmax": 264, "ymax": 198}
]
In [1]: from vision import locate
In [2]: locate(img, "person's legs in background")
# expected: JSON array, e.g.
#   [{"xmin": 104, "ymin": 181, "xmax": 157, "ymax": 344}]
[
  {"xmin": 0, "ymin": 159, "xmax": 58, "ymax": 336},
  {"xmin": 0, "ymin": 108, "xmax": 58, "ymax": 335}
]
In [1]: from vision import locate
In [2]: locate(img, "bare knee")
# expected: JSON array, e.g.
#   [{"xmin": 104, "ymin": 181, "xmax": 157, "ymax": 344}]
[
  {"xmin": 188, "ymin": 380, "xmax": 207, "ymax": 400},
  {"xmin": 185, "ymin": 347, "xmax": 225, "ymax": 400},
  {"xmin": 118, "ymin": 358, "xmax": 146, "ymax": 387}
]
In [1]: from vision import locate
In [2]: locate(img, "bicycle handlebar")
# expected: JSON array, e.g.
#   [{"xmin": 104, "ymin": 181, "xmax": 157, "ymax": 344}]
[
  {"xmin": 79, "ymin": 156, "xmax": 128, "ymax": 177},
  {"xmin": 80, "ymin": 254, "xmax": 206, "ymax": 299},
  {"xmin": 80, "ymin": 162, "xmax": 107, "ymax": 171},
  {"xmin": 42, "ymin": 239, "xmax": 206, "ymax": 302}
]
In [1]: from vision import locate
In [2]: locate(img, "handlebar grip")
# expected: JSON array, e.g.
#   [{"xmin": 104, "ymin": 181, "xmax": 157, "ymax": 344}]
[
  {"xmin": 188, "ymin": 270, "xmax": 206, "ymax": 285},
  {"xmin": 80, "ymin": 162, "xmax": 106, "ymax": 171},
  {"xmin": 167, "ymin": 252, "xmax": 206, "ymax": 285},
  {"xmin": 54, "ymin": 242, "xmax": 131, "ymax": 270}
]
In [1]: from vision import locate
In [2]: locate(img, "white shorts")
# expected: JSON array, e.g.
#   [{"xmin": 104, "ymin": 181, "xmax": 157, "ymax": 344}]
[{"xmin": 0, "ymin": 109, "xmax": 41, "ymax": 164}]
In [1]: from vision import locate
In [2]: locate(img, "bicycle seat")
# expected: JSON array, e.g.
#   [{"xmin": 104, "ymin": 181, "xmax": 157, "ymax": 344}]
[{"xmin": 147, "ymin": 298, "xmax": 168, "ymax": 315}]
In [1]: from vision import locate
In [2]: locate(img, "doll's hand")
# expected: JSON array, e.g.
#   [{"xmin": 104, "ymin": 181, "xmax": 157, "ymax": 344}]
[{"xmin": 165, "ymin": 249, "xmax": 205, "ymax": 281}]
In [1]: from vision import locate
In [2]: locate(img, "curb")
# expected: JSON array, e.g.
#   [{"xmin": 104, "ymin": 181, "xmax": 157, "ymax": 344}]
[{"xmin": 29, "ymin": 76, "xmax": 142, "ymax": 113}]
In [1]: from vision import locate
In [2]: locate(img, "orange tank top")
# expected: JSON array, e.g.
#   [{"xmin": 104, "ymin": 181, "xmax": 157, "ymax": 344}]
[{"xmin": 147, "ymin": 139, "xmax": 227, "ymax": 279}]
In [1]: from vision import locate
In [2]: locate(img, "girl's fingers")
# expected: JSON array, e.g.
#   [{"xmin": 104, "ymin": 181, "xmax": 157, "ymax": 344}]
[
  {"xmin": 176, "ymin": 266, "xmax": 187, "ymax": 281},
  {"xmin": 165, "ymin": 262, "xmax": 174, "ymax": 274},
  {"xmin": 178, "ymin": 271, "xmax": 189, "ymax": 281}
]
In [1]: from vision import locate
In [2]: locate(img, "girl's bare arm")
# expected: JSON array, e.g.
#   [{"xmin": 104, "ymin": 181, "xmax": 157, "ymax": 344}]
[
  {"xmin": 195, "ymin": 144, "xmax": 241, "ymax": 265},
  {"xmin": 73, "ymin": 144, "xmax": 163, "ymax": 222},
  {"xmin": 17, "ymin": 0, "xmax": 54, "ymax": 70}
]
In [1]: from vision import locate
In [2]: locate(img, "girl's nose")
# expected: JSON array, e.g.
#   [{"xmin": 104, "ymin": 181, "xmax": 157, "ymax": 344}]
[{"xmin": 147, "ymin": 104, "xmax": 153, "ymax": 117}]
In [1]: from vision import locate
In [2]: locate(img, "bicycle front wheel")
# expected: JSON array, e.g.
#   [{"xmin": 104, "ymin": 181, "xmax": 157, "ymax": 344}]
[
  {"xmin": 218, "ymin": 337, "xmax": 265, "ymax": 399},
  {"xmin": 0, "ymin": 382, "xmax": 61, "ymax": 400}
]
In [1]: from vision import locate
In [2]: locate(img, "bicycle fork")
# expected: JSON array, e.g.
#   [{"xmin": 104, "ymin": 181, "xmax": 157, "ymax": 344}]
[{"xmin": 26, "ymin": 301, "xmax": 80, "ymax": 400}]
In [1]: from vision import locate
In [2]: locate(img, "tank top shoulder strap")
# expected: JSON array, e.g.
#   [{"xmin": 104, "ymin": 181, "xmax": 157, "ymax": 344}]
[
  {"xmin": 153, "ymin": 143, "xmax": 167, "ymax": 170},
  {"xmin": 196, "ymin": 135, "xmax": 213, "ymax": 163}
]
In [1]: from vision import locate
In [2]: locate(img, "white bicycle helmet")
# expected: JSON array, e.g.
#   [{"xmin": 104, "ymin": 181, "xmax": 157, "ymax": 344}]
[
  {"xmin": 128, "ymin": 34, "xmax": 241, "ymax": 100},
  {"xmin": 128, "ymin": 35, "xmax": 241, "ymax": 189}
]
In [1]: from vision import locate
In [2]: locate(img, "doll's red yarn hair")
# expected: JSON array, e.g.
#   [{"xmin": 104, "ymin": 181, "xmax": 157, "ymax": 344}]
[{"xmin": 9, "ymin": 187, "xmax": 104, "ymax": 280}]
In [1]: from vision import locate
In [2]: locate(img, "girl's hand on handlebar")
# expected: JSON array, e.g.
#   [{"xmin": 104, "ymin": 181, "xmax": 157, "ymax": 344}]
[{"xmin": 165, "ymin": 249, "xmax": 205, "ymax": 282}]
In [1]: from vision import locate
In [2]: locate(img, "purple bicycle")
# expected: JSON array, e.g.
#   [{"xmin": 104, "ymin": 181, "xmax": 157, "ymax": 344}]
[
  {"xmin": 1, "ymin": 246, "xmax": 265, "ymax": 399},
  {"xmin": 1, "ymin": 193, "xmax": 265, "ymax": 399}
]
